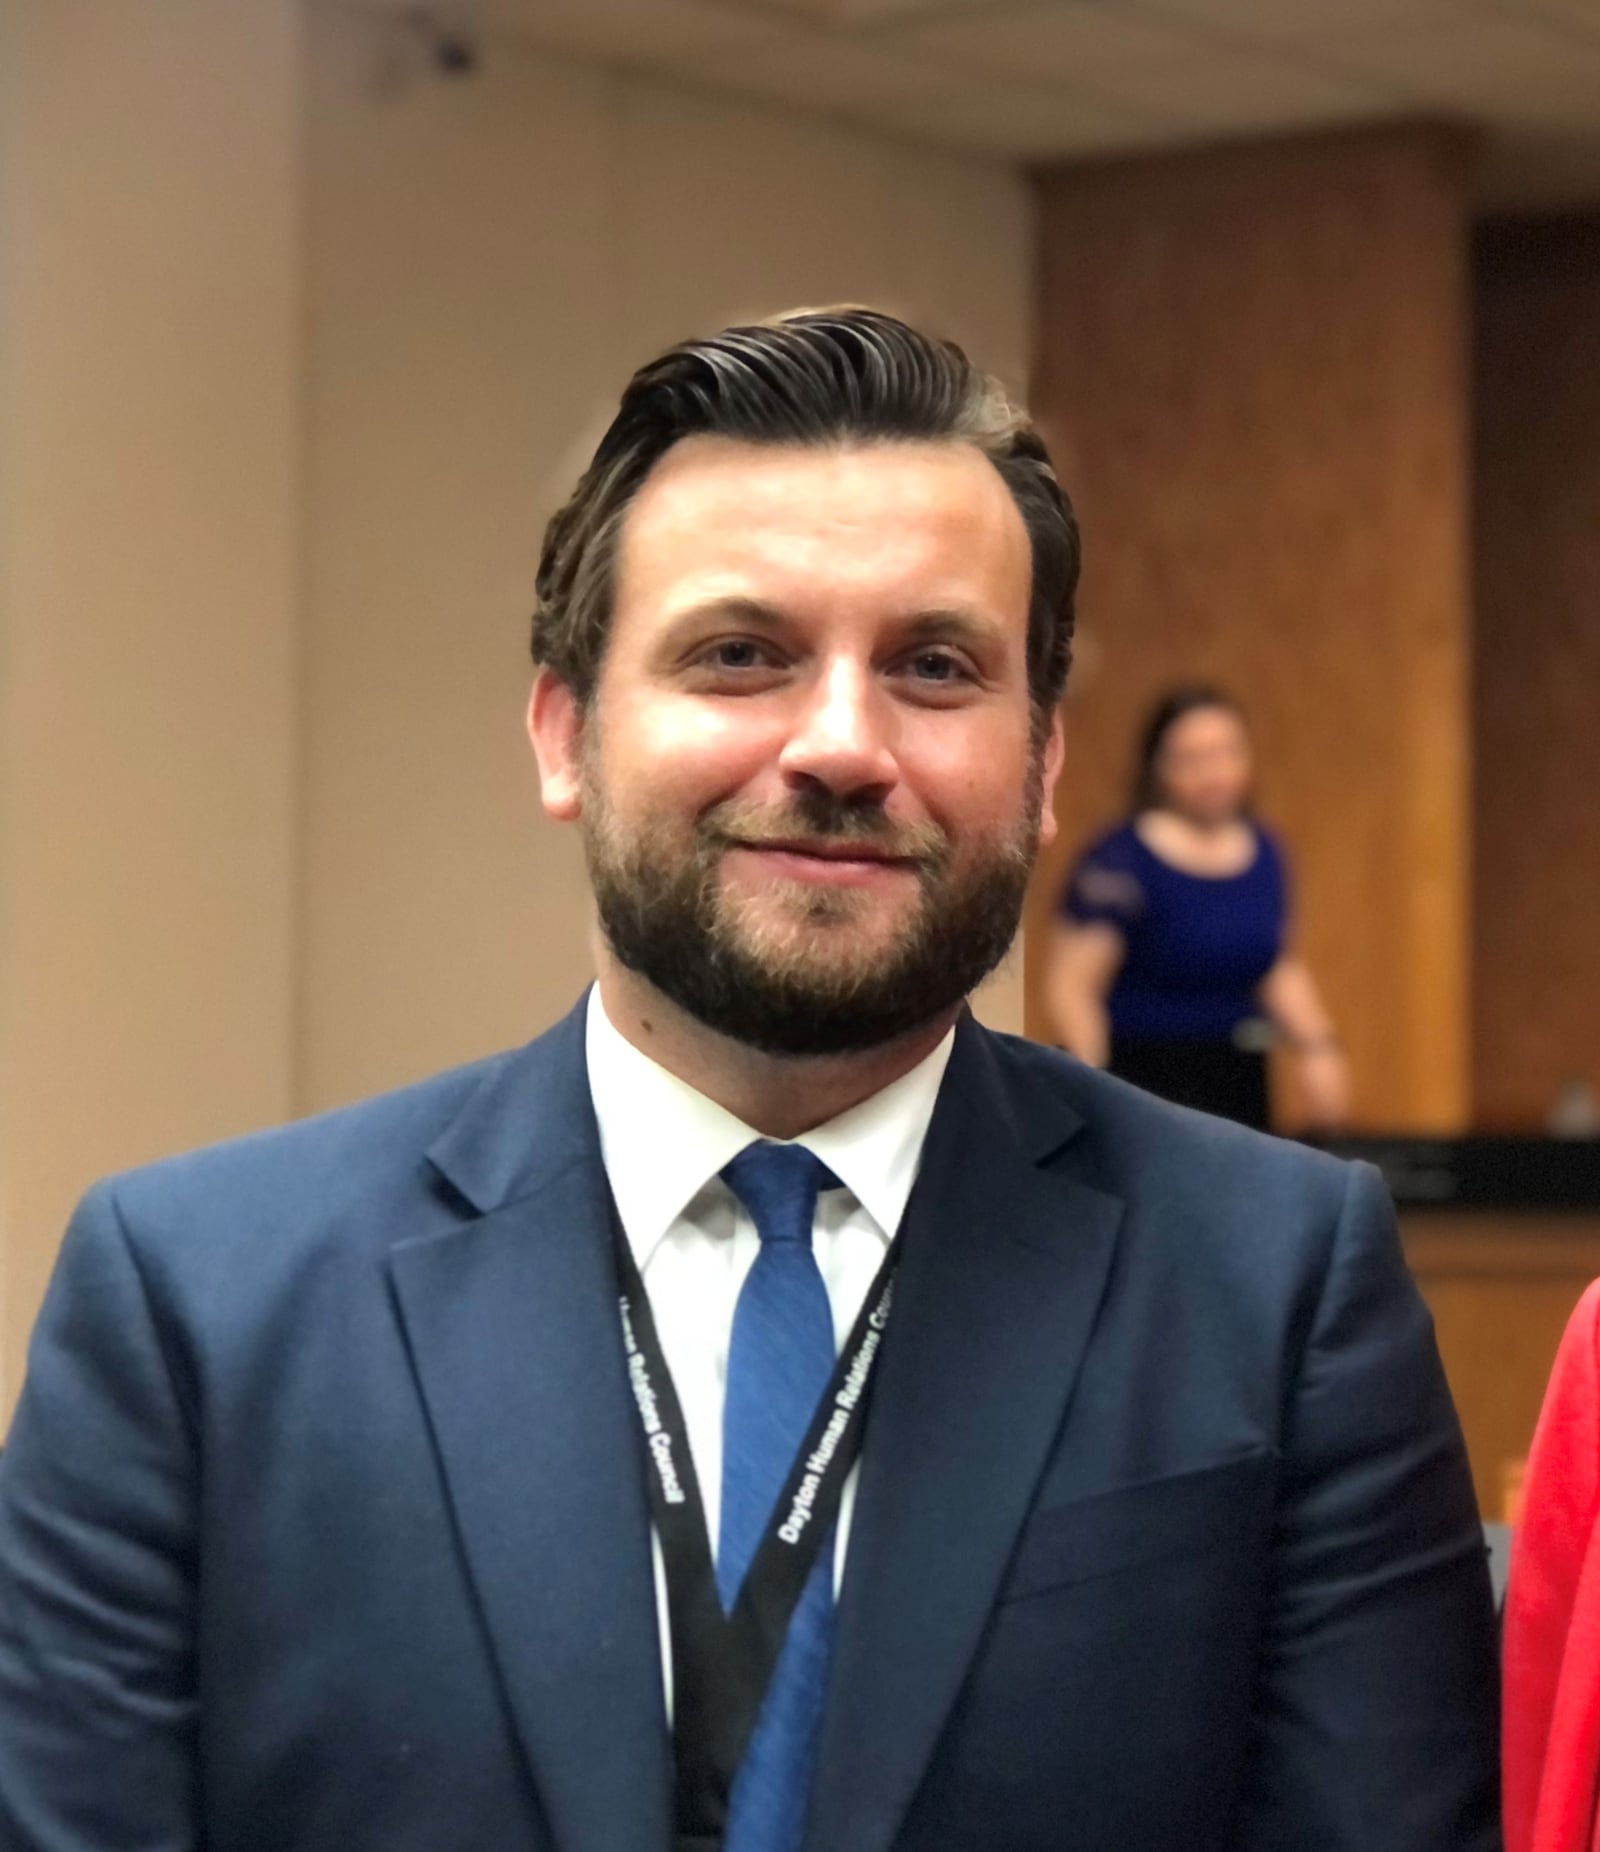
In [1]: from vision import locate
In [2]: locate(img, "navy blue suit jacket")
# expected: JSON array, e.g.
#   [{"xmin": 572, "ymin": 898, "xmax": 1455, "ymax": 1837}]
[{"xmin": 0, "ymin": 1000, "xmax": 1499, "ymax": 1851}]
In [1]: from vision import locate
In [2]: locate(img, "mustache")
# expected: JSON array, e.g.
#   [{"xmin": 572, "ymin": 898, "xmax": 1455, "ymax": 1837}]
[{"xmin": 701, "ymin": 795, "xmax": 948, "ymax": 865}]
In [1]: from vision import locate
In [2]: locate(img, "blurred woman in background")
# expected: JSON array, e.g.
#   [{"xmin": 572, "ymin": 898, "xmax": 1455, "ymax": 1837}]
[{"xmin": 1045, "ymin": 686, "xmax": 1349, "ymax": 1132}]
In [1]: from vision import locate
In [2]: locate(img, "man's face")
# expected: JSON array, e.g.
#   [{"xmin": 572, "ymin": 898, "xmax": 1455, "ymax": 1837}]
[{"xmin": 532, "ymin": 436, "xmax": 1063, "ymax": 1056}]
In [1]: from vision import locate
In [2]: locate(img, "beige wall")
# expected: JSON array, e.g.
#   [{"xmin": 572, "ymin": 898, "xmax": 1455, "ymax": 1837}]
[
  {"xmin": 0, "ymin": 3, "xmax": 1033, "ymax": 1414},
  {"xmin": 0, "ymin": 0, "xmax": 301, "ymax": 1412},
  {"xmin": 300, "ymin": 11, "xmax": 1033, "ymax": 1113}
]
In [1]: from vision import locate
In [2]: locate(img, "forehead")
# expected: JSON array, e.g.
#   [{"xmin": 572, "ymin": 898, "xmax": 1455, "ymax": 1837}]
[{"xmin": 612, "ymin": 436, "xmax": 1031, "ymax": 624}]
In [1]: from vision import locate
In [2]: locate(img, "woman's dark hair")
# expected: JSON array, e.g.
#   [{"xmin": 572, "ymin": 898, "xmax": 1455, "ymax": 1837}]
[
  {"xmin": 1132, "ymin": 685, "xmax": 1250, "ymax": 813},
  {"xmin": 531, "ymin": 306, "xmax": 1079, "ymax": 736}
]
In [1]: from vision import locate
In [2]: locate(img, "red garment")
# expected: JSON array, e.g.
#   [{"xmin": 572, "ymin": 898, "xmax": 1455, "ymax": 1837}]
[{"xmin": 1505, "ymin": 1281, "xmax": 1600, "ymax": 1852}]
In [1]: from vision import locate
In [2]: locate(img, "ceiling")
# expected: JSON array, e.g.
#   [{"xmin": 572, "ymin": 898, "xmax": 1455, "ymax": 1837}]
[{"xmin": 357, "ymin": 0, "xmax": 1600, "ymax": 209}]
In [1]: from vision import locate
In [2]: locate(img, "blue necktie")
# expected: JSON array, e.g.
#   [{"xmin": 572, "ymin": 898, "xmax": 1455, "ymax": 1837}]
[{"xmin": 718, "ymin": 1142, "xmax": 839, "ymax": 1852}]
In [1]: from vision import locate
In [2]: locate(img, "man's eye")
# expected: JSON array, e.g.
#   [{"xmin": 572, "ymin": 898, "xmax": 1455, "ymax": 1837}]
[
  {"xmin": 708, "ymin": 639, "xmax": 769, "ymax": 670},
  {"xmin": 908, "ymin": 650, "xmax": 966, "ymax": 683}
]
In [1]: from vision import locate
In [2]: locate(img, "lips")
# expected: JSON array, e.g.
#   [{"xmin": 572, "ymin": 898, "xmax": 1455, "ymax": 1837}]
[
  {"xmin": 725, "ymin": 838, "xmax": 924, "ymax": 890},
  {"xmin": 737, "ymin": 838, "xmax": 912, "ymax": 866}
]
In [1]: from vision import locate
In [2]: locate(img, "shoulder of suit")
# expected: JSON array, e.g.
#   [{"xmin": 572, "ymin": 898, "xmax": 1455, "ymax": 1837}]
[
  {"xmin": 977, "ymin": 1024, "xmax": 1352, "ymax": 1209},
  {"xmin": 95, "ymin": 1043, "xmax": 524, "ymax": 1240}
]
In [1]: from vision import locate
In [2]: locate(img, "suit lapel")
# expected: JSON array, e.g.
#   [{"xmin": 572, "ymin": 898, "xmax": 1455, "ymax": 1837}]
[
  {"xmin": 388, "ymin": 1002, "xmax": 672, "ymax": 1852},
  {"xmin": 804, "ymin": 1022, "xmax": 1124, "ymax": 1852}
]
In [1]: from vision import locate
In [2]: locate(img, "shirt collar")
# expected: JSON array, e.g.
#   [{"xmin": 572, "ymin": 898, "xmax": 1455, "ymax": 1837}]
[{"xmin": 584, "ymin": 987, "xmax": 955, "ymax": 1272}]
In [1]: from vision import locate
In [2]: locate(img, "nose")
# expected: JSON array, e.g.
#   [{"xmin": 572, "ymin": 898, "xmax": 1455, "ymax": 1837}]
[{"xmin": 777, "ymin": 657, "xmax": 899, "ymax": 803}]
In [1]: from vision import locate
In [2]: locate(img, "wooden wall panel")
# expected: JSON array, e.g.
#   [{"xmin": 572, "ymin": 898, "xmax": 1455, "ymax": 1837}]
[
  {"xmin": 1473, "ymin": 217, "xmax": 1600, "ymax": 1129},
  {"xmin": 1405, "ymin": 1212, "xmax": 1600, "ymax": 1517},
  {"xmin": 1027, "ymin": 126, "xmax": 1477, "ymax": 1131}
]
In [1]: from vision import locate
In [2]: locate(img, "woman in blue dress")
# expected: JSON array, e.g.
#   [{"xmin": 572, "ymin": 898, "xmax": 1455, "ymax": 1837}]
[{"xmin": 1046, "ymin": 686, "xmax": 1349, "ymax": 1132}]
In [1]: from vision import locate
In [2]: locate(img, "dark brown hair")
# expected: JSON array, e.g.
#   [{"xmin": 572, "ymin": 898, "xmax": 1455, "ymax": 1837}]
[
  {"xmin": 531, "ymin": 306, "xmax": 1079, "ymax": 728},
  {"xmin": 1132, "ymin": 685, "xmax": 1250, "ymax": 813}
]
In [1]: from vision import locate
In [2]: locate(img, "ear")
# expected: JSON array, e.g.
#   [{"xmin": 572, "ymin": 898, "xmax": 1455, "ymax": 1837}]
[
  {"xmin": 527, "ymin": 668, "xmax": 586, "ymax": 822},
  {"xmin": 1037, "ymin": 706, "xmax": 1066, "ymax": 852}
]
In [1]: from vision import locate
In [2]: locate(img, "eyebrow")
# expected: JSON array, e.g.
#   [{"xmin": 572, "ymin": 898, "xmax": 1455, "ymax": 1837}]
[
  {"xmin": 659, "ymin": 598, "xmax": 1005, "ymax": 644},
  {"xmin": 897, "ymin": 607, "xmax": 1006, "ymax": 648},
  {"xmin": 655, "ymin": 597, "xmax": 788, "ymax": 651}
]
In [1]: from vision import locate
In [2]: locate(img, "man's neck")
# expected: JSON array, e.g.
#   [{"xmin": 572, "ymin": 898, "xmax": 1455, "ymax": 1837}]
[{"xmin": 594, "ymin": 960, "xmax": 959, "ymax": 1140}]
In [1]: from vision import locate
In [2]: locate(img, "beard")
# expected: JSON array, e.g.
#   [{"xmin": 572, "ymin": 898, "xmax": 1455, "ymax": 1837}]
[{"xmin": 581, "ymin": 763, "xmax": 1042, "ymax": 1058}]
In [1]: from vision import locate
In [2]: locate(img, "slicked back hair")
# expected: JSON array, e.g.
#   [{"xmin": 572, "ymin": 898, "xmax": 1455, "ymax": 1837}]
[{"xmin": 531, "ymin": 307, "xmax": 1079, "ymax": 734}]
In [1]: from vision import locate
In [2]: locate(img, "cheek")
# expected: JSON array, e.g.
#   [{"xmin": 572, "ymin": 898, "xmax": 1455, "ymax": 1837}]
[
  {"xmin": 600, "ymin": 696, "xmax": 781, "ymax": 812},
  {"xmin": 899, "ymin": 719, "xmax": 1036, "ymax": 833}
]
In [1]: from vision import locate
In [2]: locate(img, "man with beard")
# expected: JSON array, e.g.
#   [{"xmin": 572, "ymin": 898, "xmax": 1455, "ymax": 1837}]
[{"xmin": 0, "ymin": 309, "xmax": 1498, "ymax": 1852}]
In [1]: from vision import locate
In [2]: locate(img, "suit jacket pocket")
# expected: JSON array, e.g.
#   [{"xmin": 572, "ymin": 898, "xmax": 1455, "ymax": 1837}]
[{"xmin": 997, "ymin": 1448, "xmax": 1277, "ymax": 1604}]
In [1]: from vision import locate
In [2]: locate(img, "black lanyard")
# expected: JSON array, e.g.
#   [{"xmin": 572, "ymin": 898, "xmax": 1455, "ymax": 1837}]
[{"xmin": 609, "ymin": 1205, "xmax": 897, "ymax": 1843}]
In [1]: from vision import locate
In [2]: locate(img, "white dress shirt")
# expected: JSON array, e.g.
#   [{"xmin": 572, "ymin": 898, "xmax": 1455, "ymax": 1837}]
[{"xmin": 584, "ymin": 987, "xmax": 954, "ymax": 1716}]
